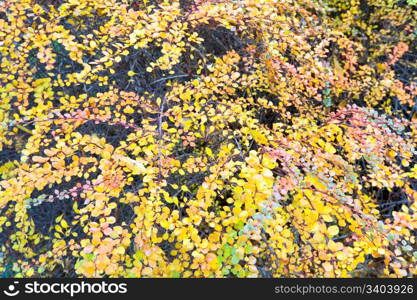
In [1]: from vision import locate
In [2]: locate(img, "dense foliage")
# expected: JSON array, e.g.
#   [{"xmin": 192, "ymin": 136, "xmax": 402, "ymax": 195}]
[{"xmin": 0, "ymin": 0, "xmax": 417, "ymax": 278}]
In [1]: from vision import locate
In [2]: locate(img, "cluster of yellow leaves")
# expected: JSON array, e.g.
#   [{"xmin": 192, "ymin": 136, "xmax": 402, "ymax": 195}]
[{"xmin": 0, "ymin": 0, "xmax": 416, "ymax": 278}]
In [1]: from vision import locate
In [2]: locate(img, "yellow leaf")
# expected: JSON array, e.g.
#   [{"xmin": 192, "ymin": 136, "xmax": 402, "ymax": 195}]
[
  {"xmin": 388, "ymin": 150, "xmax": 396, "ymax": 158},
  {"xmin": 115, "ymin": 246, "xmax": 125, "ymax": 255},
  {"xmin": 305, "ymin": 173, "xmax": 326, "ymax": 190},
  {"xmin": 32, "ymin": 156, "xmax": 49, "ymax": 163},
  {"xmin": 324, "ymin": 143, "xmax": 336, "ymax": 154},
  {"xmin": 205, "ymin": 148, "xmax": 213, "ymax": 158},
  {"xmin": 61, "ymin": 219, "xmax": 69, "ymax": 229},
  {"xmin": 328, "ymin": 240, "xmax": 342, "ymax": 252},
  {"xmin": 328, "ymin": 225, "xmax": 339, "ymax": 237},
  {"xmin": 250, "ymin": 130, "xmax": 268, "ymax": 145},
  {"xmin": 322, "ymin": 262, "xmax": 333, "ymax": 272},
  {"xmin": 115, "ymin": 155, "xmax": 146, "ymax": 175},
  {"xmin": 123, "ymin": 106, "xmax": 134, "ymax": 114},
  {"xmin": 55, "ymin": 225, "xmax": 63, "ymax": 233},
  {"xmin": 83, "ymin": 261, "xmax": 95, "ymax": 276},
  {"xmin": 322, "ymin": 215, "xmax": 333, "ymax": 222},
  {"xmin": 180, "ymin": 91, "xmax": 192, "ymax": 101}
]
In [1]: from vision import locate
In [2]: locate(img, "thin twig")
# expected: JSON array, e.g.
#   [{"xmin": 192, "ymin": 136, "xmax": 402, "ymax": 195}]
[{"xmin": 150, "ymin": 74, "xmax": 189, "ymax": 85}]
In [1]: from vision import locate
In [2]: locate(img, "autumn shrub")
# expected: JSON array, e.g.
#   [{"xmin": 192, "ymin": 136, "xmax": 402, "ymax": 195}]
[{"xmin": 0, "ymin": 0, "xmax": 417, "ymax": 277}]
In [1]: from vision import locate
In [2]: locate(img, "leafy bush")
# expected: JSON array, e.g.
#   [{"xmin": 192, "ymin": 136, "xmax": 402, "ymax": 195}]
[{"xmin": 0, "ymin": 0, "xmax": 416, "ymax": 277}]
